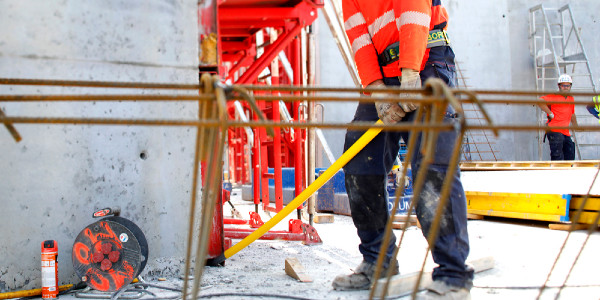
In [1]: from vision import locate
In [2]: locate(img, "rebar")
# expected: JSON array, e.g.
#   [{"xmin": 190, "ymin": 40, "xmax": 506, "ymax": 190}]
[{"xmin": 1, "ymin": 77, "xmax": 599, "ymax": 300}]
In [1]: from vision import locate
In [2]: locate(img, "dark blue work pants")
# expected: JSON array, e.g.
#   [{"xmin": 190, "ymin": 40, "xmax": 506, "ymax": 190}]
[
  {"xmin": 343, "ymin": 49, "xmax": 473, "ymax": 289},
  {"xmin": 547, "ymin": 132, "xmax": 575, "ymax": 160}
]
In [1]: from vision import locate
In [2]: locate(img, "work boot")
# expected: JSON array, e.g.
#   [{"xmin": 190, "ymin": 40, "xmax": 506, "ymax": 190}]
[
  {"xmin": 331, "ymin": 260, "xmax": 399, "ymax": 291},
  {"xmin": 416, "ymin": 280, "xmax": 471, "ymax": 300}
]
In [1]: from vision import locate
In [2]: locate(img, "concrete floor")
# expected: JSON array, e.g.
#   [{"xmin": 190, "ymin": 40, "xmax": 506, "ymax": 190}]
[{"xmin": 19, "ymin": 188, "xmax": 600, "ymax": 300}]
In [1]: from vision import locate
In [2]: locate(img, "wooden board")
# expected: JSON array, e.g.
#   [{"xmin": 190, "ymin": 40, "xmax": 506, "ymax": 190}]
[
  {"xmin": 392, "ymin": 215, "xmax": 419, "ymax": 229},
  {"xmin": 372, "ymin": 256, "xmax": 495, "ymax": 298},
  {"xmin": 548, "ymin": 223, "xmax": 593, "ymax": 231},
  {"xmin": 285, "ymin": 257, "xmax": 312, "ymax": 282},
  {"xmin": 467, "ymin": 213, "xmax": 484, "ymax": 220},
  {"xmin": 313, "ymin": 214, "xmax": 334, "ymax": 224}
]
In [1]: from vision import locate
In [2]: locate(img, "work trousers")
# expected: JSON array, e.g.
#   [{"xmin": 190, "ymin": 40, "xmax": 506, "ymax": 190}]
[
  {"xmin": 343, "ymin": 49, "xmax": 473, "ymax": 289},
  {"xmin": 547, "ymin": 131, "xmax": 575, "ymax": 160}
]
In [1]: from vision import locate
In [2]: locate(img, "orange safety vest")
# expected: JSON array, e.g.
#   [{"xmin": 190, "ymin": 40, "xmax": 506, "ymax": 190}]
[{"xmin": 342, "ymin": 0, "xmax": 449, "ymax": 87}]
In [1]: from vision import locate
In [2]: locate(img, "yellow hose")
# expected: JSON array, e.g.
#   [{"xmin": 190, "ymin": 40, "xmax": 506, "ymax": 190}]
[
  {"xmin": 0, "ymin": 284, "xmax": 73, "ymax": 299},
  {"xmin": 224, "ymin": 120, "xmax": 383, "ymax": 258},
  {"xmin": 0, "ymin": 277, "xmax": 138, "ymax": 299}
]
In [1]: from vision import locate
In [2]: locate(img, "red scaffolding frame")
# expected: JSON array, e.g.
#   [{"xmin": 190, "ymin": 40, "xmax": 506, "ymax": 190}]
[{"xmin": 199, "ymin": 0, "xmax": 323, "ymax": 258}]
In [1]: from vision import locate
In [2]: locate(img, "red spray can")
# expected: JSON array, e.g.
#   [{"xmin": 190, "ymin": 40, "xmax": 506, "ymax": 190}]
[{"xmin": 41, "ymin": 240, "xmax": 58, "ymax": 299}]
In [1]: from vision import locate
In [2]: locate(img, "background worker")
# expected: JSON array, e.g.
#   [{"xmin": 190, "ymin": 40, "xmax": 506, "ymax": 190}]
[
  {"xmin": 333, "ymin": 0, "xmax": 473, "ymax": 298},
  {"xmin": 586, "ymin": 92, "xmax": 600, "ymax": 120},
  {"xmin": 538, "ymin": 74, "xmax": 578, "ymax": 160}
]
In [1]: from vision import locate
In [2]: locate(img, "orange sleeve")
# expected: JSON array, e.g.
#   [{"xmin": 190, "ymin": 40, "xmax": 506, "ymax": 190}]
[
  {"xmin": 342, "ymin": 0, "xmax": 382, "ymax": 87},
  {"xmin": 393, "ymin": 0, "xmax": 431, "ymax": 71}
]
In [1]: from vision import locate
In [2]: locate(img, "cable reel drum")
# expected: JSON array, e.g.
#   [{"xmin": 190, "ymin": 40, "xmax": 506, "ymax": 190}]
[{"xmin": 72, "ymin": 207, "xmax": 148, "ymax": 292}]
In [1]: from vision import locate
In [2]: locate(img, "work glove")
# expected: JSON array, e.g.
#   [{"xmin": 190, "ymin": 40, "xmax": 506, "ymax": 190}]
[
  {"xmin": 370, "ymin": 80, "xmax": 407, "ymax": 124},
  {"xmin": 398, "ymin": 68, "xmax": 421, "ymax": 112}
]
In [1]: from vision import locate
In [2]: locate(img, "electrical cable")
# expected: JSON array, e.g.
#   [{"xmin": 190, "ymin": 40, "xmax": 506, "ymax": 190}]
[
  {"xmin": 197, "ymin": 292, "xmax": 317, "ymax": 299},
  {"xmin": 474, "ymin": 284, "xmax": 600, "ymax": 289}
]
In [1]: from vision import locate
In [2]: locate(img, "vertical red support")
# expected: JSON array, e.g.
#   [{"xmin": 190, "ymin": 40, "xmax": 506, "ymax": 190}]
[
  {"xmin": 259, "ymin": 128, "xmax": 270, "ymax": 208},
  {"xmin": 292, "ymin": 35, "xmax": 304, "ymax": 204},
  {"xmin": 208, "ymin": 186, "xmax": 224, "ymax": 262},
  {"xmin": 271, "ymin": 50, "xmax": 284, "ymax": 212},
  {"xmin": 234, "ymin": 127, "xmax": 242, "ymax": 183},
  {"xmin": 252, "ymin": 109, "xmax": 261, "ymax": 210},
  {"xmin": 201, "ymin": 161, "xmax": 225, "ymax": 264}
]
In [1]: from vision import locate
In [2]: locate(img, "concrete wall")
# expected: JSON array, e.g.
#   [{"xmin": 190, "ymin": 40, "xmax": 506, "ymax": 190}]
[
  {"xmin": 318, "ymin": 0, "xmax": 600, "ymax": 162},
  {"xmin": 0, "ymin": 0, "xmax": 199, "ymax": 292}
]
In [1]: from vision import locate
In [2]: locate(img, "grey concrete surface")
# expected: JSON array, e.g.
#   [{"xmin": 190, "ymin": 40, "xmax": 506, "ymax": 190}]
[
  {"xmin": 7, "ymin": 188, "xmax": 600, "ymax": 299},
  {"xmin": 0, "ymin": 0, "xmax": 199, "ymax": 292}
]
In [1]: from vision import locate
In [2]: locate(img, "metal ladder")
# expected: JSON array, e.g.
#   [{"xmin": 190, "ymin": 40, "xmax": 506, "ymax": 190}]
[
  {"xmin": 529, "ymin": 4, "xmax": 599, "ymax": 159},
  {"xmin": 456, "ymin": 61, "xmax": 501, "ymax": 161}
]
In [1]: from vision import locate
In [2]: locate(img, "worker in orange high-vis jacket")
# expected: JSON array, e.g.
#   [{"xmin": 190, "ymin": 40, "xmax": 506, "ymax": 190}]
[
  {"xmin": 334, "ymin": 0, "xmax": 473, "ymax": 298},
  {"xmin": 538, "ymin": 74, "xmax": 579, "ymax": 160}
]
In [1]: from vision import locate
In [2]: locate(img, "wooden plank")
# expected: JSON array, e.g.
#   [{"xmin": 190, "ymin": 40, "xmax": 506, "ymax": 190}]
[
  {"xmin": 548, "ymin": 223, "xmax": 592, "ymax": 231},
  {"xmin": 467, "ymin": 213, "xmax": 484, "ymax": 220},
  {"xmin": 313, "ymin": 214, "xmax": 334, "ymax": 224},
  {"xmin": 392, "ymin": 215, "xmax": 419, "ymax": 228},
  {"xmin": 285, "ymin": 257, "xmax": 313, "ymax": 282},
  {"xmin": 372, "ymin": 256, "xmax": 495, "ymax": 298},
  {"xmin": 393, "ymin": 215, "xmax": 418, "ymax": 223}
]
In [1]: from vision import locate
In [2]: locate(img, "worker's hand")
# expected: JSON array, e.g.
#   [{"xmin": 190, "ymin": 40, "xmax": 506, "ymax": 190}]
[
  {"xmin": 547, "ymin": 112, "xmax": 554, "ymax": 120},
  {"xmin": 398, "ymin": 68, "xmax": 421, "ymax": 112},
  {"xmin": 369, "ymin": 80, "xmax": 407, "ymax": 124},
  {"xmin": 375, "ymin": 101, "xmax": 406, "ymax": 124}
]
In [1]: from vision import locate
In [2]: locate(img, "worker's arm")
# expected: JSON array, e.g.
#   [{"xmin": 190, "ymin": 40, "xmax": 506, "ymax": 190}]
[
  {"xmin": 571, "ymin": 113, "xmax": 580, "ymax": 132},
  {"xmin": 586, "ymin": 104, "xmax": 600, "ymax": 119},
  {"xmin": 393, "ymin": 0, "xmax": 432, "ymax": 71},
  {"xmin": 342, "ymin": 0, "xmax": 382, "ymax": 87},
  {"xmin": 538, "ymin": 100, "xmax": 554, "ymax": 119}
]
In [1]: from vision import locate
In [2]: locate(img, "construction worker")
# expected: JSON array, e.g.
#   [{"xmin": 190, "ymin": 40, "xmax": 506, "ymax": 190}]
[
  {"xmin": 333, "ymin": 0, "xmax": 473, "ymax": 298},
  {"xmin": 586, "ymin": 93, "xmax": 600, "ymax": 121},
  {"xmin": 538, "ymin": 74, "xmax": 579, "ymax": 160}
]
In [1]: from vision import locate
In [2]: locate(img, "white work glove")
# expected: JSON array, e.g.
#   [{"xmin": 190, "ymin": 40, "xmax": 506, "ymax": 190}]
[
  {"xmin": 398, "ymin": 68, "xmax": 421, "ymax": 112},
  {"xmin": 548, "ymin": 112, "xmax": 554, "ymax": 120},
  {"xmin": 370, "ymin": 81, "xmax": 407, "ymax": 124}
]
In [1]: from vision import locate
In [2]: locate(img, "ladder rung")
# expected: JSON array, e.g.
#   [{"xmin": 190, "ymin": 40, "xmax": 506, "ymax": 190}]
[
  {"xmin": 263, "ymin": 173, "xmax": 274, "ymax": 179},
  {"xmin": 559, "ymin": 61, "xmax": 587, "ymax": 64}
]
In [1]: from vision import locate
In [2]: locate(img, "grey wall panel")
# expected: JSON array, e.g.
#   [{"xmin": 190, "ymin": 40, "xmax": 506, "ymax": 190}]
[{"xmin": 0, "ymin": 0, "xmax": 199, "ymax": 291}]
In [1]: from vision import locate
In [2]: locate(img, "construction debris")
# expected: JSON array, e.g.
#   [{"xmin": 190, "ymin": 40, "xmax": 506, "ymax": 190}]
[
  {"xmin": 372, "ymin": 256, "xmax": 495, "ymax": 298},
  {"xmin": 284, "ymin": 257, "xmax": 313, "ymax": 282}
]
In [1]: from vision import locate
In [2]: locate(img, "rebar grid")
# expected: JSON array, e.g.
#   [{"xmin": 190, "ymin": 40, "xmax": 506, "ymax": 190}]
[{"xmin": 1, "ymin": 77, "xmax": 599, "ymax": 299}]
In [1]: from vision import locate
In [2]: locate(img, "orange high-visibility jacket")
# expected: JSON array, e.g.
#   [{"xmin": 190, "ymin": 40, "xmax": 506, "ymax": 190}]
[{"xmin": 343, "ymin": 0, "xmax": 449, "ymax": 87}]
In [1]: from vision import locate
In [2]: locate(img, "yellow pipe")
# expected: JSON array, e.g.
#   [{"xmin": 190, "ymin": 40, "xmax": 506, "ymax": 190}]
[
  {"xmin": 0, "ymin": 278, "xmax": 137, "ymax": 299},
  {"xmin": 224, "ymin": 120, "xmax": 383, "ymax": 258},
  {"xmin": 0, "ymin": 284, "xmax": 73, "ymax": 299}
]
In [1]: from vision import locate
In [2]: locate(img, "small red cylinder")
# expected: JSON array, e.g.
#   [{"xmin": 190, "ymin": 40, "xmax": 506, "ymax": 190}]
[{"xmin": 41, "ymin": 240, "xmax": 58, "ymax": 299}]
